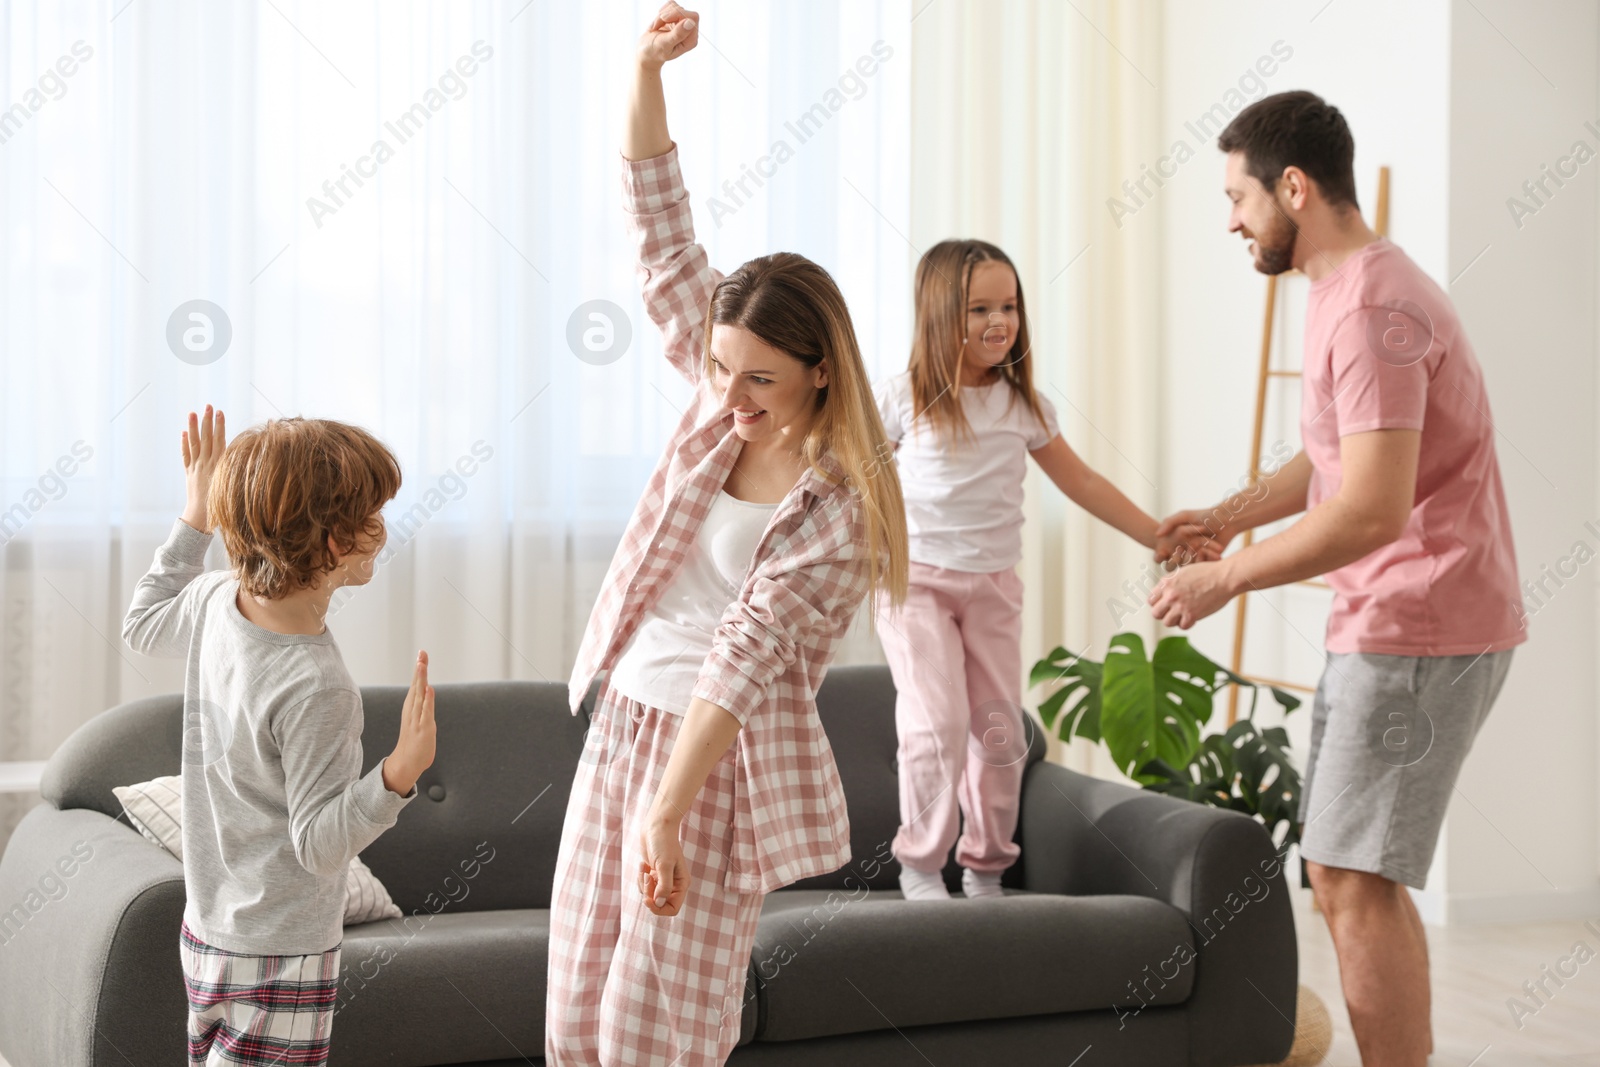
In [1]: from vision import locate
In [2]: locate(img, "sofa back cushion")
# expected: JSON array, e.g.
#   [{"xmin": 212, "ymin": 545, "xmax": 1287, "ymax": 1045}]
[
  {"xmin": 344, "ymin": 680, "xmax": 589, "ymax": 913},
  {"xmin": 39, "ymin": 664, "xmax": 1043, "ymax": 908},
  {"xmin": 793, "ymin": 665, "xmax": 1046, "ymax": 892},
  {"xmin": 42, "ymin": 679, "xmax": 590, "ymax": 912}
]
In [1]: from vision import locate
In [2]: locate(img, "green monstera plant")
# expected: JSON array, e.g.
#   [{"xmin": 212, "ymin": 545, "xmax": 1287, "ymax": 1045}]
[{"xmin": 1029, "ymin": 633, "xmax": 1305, "ymax": 854}]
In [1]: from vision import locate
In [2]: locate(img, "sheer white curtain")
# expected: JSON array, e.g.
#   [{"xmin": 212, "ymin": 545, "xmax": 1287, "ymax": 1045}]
[{"xmin": 0, "ymin": 0, "xmax": 911, "ymax": 844}]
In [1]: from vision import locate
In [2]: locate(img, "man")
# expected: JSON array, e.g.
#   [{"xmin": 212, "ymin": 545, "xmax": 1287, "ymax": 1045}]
[{"xmin": 1148, "ymin": 90, "xmax": 1524, "ymax": 1067}]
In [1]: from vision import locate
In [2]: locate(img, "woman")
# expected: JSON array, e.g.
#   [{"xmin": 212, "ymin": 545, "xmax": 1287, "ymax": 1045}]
[{"xmin": 545, "ymin": 5, "xmax": 908, "ymax": 1064}]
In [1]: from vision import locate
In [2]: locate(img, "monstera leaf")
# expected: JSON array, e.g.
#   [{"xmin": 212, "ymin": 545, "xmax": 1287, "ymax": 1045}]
[
  {"xmin": 1033, "ymin": 634, "xmax": 1225, "ymax": 783},
  {"xmin": 1214, "ymin": 662, "xmax": 1303, "ymax": 721},
  {"xmin": 1029, "ymin": 632, "xmax": 1304, "ymax": 849},
  {"xmin": 1099, "ymin": 634, "xmax": 1223, "ymax": 782},
  {"xmin": 1029, "ymin": 645, "xmax": 1104, "ymax": 743},
  {"xmin": 1224, "ymin": 719, "xmax": 1302, "ymax": 852},
  {"xmin": 1141, "ymin": 719, "xmax": 1304, "ymax": 853}
]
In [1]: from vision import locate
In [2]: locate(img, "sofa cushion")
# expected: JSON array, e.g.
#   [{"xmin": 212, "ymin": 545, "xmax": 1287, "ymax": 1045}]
[
  {"xmin": 746, "ymin": 889, "xmax": 1194, "ymax": 1042},
  {"xmin": 331, "ymin": 909, "xmax": 547, "ymax": 1067},
  {"xmin": 110, "ymin": 773, "xmax": 404, "ymax": 926}
]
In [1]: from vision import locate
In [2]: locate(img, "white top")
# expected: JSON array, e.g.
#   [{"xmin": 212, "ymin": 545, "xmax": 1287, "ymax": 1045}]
[
  {"xmin": 875, "ymin": 371, "xmax": 1060, "ymax": 573},
  {"xmin": 608, "ymin": 488, "xmax": 779, "ymax": 714}
]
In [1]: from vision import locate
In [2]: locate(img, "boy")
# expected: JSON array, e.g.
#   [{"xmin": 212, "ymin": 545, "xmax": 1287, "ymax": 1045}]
[{"xmin": 122, "ymin": 405, "xmax": 437, "ymax": 1067}]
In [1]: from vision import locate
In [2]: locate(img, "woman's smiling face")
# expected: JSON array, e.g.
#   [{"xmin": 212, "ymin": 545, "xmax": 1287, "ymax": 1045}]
[{"xmin": 709, "ymin": 324, "xmax": 827, "ymax": 445}]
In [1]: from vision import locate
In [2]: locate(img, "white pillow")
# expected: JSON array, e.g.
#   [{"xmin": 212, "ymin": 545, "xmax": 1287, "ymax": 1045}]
[{"xmin": 113, "ymin": 774, "xmax": 403, "ymax": 926}]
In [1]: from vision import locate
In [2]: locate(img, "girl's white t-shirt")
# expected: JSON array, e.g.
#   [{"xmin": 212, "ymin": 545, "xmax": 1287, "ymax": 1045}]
[
  {"xmin": 876, "ymin": 371, "xmax": 1060, "ymax": 573},
  {"xmin": 607, "ymin": 488, "xmax": 779, "ymax": 714}
]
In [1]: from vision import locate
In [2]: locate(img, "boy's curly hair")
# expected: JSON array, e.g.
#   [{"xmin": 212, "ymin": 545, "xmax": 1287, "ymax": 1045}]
[{"xmin": 208, "ymin": 418, "xmax": 402, "ymax": 600}]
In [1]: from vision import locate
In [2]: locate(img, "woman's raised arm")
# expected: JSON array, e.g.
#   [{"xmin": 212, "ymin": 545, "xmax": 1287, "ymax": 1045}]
[
  {"xmin": 625, "ymin": 4, "xmax": 698, "ymax": 162},
  {"xmin": 620, "ymin": 3, "xmax": 719, "ymax": 386}
]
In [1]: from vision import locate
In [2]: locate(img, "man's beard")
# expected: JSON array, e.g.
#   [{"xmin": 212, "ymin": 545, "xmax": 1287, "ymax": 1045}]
[{"xmin": 1250, "ymin": 210, "xmax": 1298, "ymax": 276}]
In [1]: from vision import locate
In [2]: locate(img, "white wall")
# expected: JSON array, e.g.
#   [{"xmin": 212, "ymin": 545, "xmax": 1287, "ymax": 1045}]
[
  {"xmin": 1441, "ymin": 0, "xmax": 1599, "ymax": 922},
  {"xmin": 1157, "ymin": 0, "xmax": 1600, "ymax": 922}
]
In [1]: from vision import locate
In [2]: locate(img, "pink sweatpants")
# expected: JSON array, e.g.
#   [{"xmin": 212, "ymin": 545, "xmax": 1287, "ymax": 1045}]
[
  {"xmin": 875, "ymin": 561, "xmax": 1027, "ymax": 875},
  {"xmin": 546, "ymin": 684, "xmax": 764, "ymax": 1066}
]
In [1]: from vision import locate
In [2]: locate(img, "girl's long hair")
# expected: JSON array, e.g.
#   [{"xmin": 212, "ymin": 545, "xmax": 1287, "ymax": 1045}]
[
  {"xmin": 907, "ymin": 239, "xmax": 1048, "ymax": 448},
  {"xmin": 706, "ymin": 253, "xmax": 909, "ymax": 608}
]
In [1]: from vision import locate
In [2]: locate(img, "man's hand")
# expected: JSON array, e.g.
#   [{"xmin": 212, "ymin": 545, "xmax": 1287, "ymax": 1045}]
[
  {"xmin": 180, "ymin": 405, "xmax": 226, "ymax": 534},
  {"xmin": 639, "ymin": 2, "xmax": 698, "ymax": 69},
  {"xmin": 1147, "ymin": 560, "xmax": 1240, "ymax": 630}
]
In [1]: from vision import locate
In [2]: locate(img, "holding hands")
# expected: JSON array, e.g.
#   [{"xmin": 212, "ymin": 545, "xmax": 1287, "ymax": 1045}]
[
  {"xmin": 1149, "ymin": 509, "xmax": 1236, "ymax": 629},
  {"xmin": 1147, "ymin": 449, "xmax": 1314, "ymax": 628},
  {"xmin": 1153, "ymin": 515, "xmax": 1225, "ymax": 570},
  {"xmin": 1154, "ymin": 509, "xmax": 1234, "ymax": 564}
]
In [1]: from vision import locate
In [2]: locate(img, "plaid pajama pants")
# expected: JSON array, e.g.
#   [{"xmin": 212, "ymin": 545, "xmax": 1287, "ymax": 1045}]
[
  {"xmin": 179, "ymin": 921, "xmax": 341, "ymax": 1066},
  {"xmin": 546, "ymin": 684, "xmax": 764, "ymax": 1066}
]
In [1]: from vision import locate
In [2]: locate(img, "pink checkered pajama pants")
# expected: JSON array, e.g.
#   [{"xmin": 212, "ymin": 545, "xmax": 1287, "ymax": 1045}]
[{"xmin": 546, "ymin": 683, "xmax": 763, "ymax": 1066}]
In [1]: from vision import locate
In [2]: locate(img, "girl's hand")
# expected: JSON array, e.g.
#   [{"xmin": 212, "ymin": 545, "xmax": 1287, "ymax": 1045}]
[
  {"xmin": 1155, "ymin": 521, "xmax": 1224, "ymax": 570},
  {"xmin": 1155, "ymin": 509, "xmax": 1231, "ymax": 568},
  {"xmin": 637, "ymin": 814, "xmax": 689, "ymax": 916},
  {"xmin": 384, "ymin": 651, "xmax": 436, "ymax": 796},
  {"xmin": 180, "ymin": 405, "xmax": 226, "ymax": 534},
  {"xmin": 638, "ymin": 3, "xmax": 698, "ymax": 70},
  {"xmin": 1157, "ymin": 508, "xmax": 1234, "ymax": 553}
]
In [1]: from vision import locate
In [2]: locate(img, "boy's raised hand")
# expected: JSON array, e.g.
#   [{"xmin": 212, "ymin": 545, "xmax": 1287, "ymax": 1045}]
[
  {"xmin": 384, "ymin": 650, "xmax": 437, "ymax": 797},
  {"xmin": 180, "ymin": 405, "xmax": 226, "ymax": 534},
  {"xmin": 639, "ymin": 2, "xmax": 698, "ymax": 68}
]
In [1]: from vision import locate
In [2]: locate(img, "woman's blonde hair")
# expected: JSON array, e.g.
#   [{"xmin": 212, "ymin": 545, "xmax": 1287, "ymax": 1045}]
[
  {"xmin": 908, "ymin": 239, "xmax": 1048, "ymax": 448},
  {"xmin": 706, "ymin": 253, "xmax": 909, "ymax": 607},
  {"xmin": 209, "ymin": 418, "xmax": 402, "ymax": 599}
]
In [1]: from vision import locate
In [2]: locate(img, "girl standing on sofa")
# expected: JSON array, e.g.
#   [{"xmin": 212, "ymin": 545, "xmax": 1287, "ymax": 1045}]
[
  {"xmin": 546, "ymin": 5, "xmax": 907, "ymax": 1064},
  {"xmin": 875, "ymin": 240, "xmax": 1217, "ymax": 901}
]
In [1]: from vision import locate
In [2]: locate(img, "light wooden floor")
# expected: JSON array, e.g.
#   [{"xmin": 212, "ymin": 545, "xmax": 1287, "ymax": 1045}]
[
  {"xmin": 2, "ymin": 892, "xmax": 1595, "ymax": 1067},
  {"xmin": 1292, "ymin": 887, "xmax": 1600, "ymax": 1066}
]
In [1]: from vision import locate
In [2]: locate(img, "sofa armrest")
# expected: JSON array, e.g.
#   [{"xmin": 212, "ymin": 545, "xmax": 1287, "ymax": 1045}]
[
  {"xmin": 1019, "ymin": 761, "xmax": 1296, "ymax": 1067},
  {"xmin": 0, "ymin": 804, "xmax": 187, "ymax": 1067}
]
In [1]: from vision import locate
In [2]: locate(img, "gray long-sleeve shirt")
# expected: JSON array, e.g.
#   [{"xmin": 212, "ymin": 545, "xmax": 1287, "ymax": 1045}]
[{"xmin": 123, "ymin": 517, "xmax": 414, "ymax": 955}]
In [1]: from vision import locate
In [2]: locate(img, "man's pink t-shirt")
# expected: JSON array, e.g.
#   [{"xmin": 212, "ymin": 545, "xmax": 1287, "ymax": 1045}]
[{"xmin": 1300, "ymin": 238, "xmax": 1524, "ymax": 657}]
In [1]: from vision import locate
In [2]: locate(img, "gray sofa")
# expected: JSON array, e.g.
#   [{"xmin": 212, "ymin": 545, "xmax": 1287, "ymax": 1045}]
[{"xmin": 0, "ymin": 665, "xmax": 1296, "ymax": 1066}]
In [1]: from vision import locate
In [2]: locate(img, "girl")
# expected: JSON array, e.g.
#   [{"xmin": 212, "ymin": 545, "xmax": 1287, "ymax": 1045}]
[
  {"xmin": 875, "ymin": 239, "xmax": 1216, "ymax": 901},
  {"xmin": 546, "ymin": 5, "xmax": 907, "ymax": 1064}
]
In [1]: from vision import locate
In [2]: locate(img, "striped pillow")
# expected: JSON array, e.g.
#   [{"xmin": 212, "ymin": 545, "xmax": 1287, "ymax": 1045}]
[{"xmin": 113, "ymin": 774, "xmax": 403, "ymax": 926}]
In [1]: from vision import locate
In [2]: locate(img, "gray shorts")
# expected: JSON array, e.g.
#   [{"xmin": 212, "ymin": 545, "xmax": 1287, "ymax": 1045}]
[{"xmin": 1298, "ymin": 648, "xmax": 1514, "ymax": 889}]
